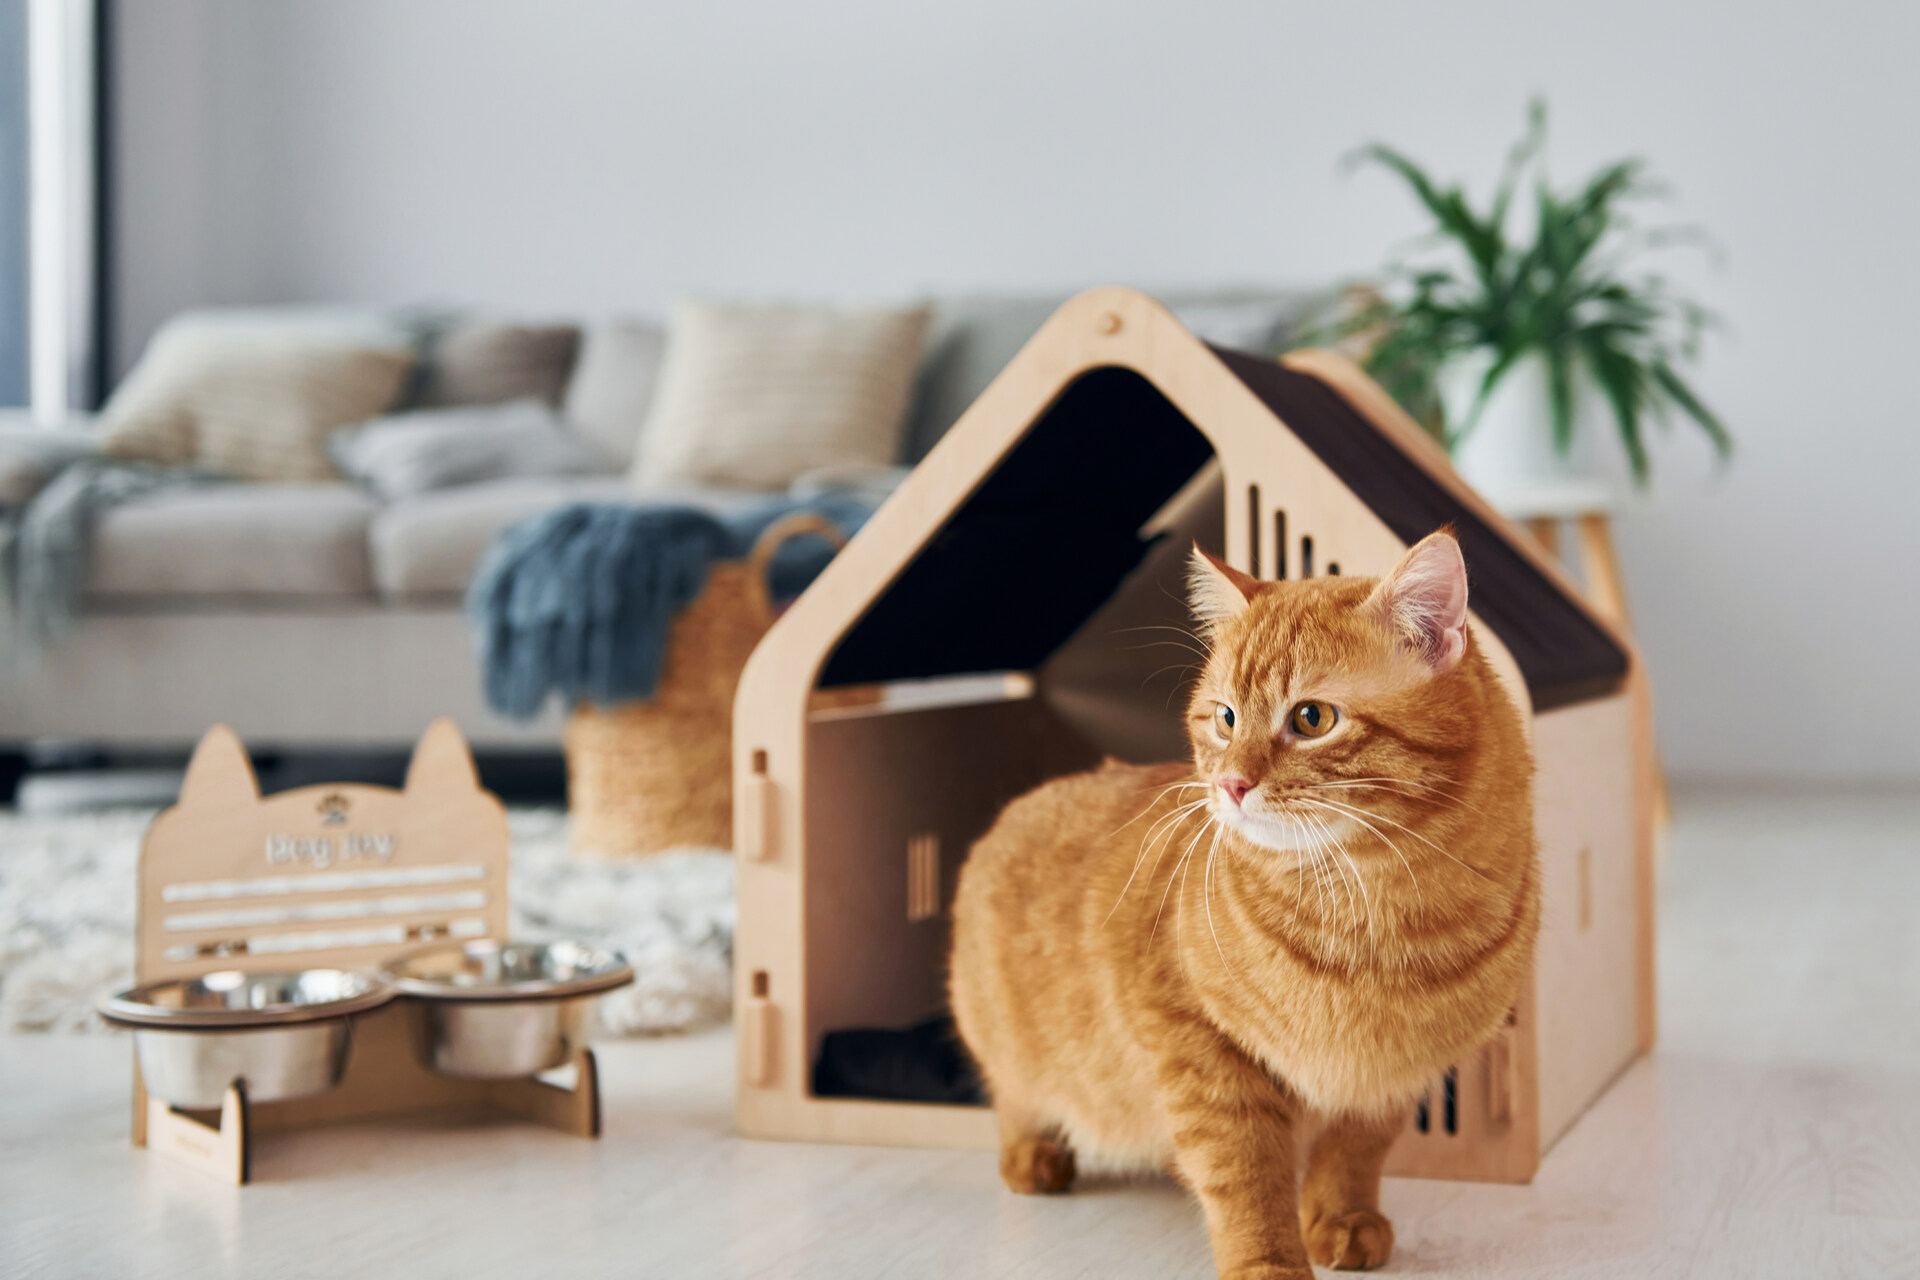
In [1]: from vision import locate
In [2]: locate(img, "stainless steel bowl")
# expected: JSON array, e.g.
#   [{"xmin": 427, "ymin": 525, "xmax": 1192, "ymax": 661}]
[
  {"xmin": 99, "ymin": 969, "xmax": 396, "ymax": 1109},
  {"xmin": 385, "ymin": 940, "xmax": 634, "ymax": 1079}
]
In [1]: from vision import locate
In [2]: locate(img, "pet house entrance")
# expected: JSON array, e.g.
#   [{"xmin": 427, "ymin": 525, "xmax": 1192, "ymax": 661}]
[{"xmin": 802, "ymin": 366, "xmax": 1232, "ymax": 1105}]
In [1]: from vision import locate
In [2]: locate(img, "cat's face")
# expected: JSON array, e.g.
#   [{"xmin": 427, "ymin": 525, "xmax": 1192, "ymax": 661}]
[{"xmin": 1186, "ymin": 532, "xmax": 1476, "ymax": 856}]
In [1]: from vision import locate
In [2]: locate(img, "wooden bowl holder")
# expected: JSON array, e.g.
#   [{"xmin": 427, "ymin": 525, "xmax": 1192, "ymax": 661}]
[{"xmin": 126, "ymin": 720, "xmax": 602, "ymax": 1185}]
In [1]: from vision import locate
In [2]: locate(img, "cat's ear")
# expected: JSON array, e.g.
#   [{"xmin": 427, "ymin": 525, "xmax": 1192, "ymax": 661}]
[
  {"xmin": 404, "ymin": 718, "xmax": 481, "ymax": 796},
  {"xmin": 1368, "ymin": 530, "xmax": 1470, "ymax": 673},
  {"xmin": 177, "ymin": 725, "xmax": 260, "ymax": 811},
  {"xmin": 1188, "ymin": 545, "xmax": 1262, "ymax": 632}
]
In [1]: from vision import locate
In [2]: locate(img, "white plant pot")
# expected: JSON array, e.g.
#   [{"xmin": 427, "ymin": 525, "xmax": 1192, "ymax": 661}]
[{"xmin": 1441, "ymin": 351, "xmax": 1615, "ymax": 512}]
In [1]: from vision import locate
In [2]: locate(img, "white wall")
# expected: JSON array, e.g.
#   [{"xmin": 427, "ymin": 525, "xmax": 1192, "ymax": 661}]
[{"xmin": 110, "ymin": 0, "xmax": 1920, "ymax": 781}]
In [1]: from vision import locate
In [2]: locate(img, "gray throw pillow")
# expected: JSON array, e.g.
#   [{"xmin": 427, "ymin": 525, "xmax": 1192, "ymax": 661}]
[
  {"xmin": 563, "ymin": 319, "xmax": 668, "ymax": 467},
  {"xmin": 330, "ymin": 399, "xmax": 611, "ymax": 501}
]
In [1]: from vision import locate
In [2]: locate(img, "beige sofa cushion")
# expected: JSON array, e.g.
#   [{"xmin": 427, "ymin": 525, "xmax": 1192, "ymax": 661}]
[
  {"xmin": 633, "ymin": 301, "xmax": 929, "ymax": 491},
  {"xmin": 87, "ymin": 484, "xmax": 381, "ymax": 600},
  {"xmin": 99, "ymin": 320, "xmax": 414, "ymax": 482},
  {"xmin": 369, "ymin": 477, "xmax": 771, "ymax": 600}
]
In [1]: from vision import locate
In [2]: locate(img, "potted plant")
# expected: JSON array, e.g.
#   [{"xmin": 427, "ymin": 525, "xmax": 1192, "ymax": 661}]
[{"xmin": 1337, "ymin": 103, "xmax": 1731, "ymax": 501}]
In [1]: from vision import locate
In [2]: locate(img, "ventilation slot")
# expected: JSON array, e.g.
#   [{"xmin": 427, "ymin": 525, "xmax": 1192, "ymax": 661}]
[
  {"xmin": 1273, "ymin": 510, "xmax": 1287, "ymax": 579},
  {"xmin": 1301, "ymin": 535, "xmax": 1314, "ymax": 578},
  {"xmin": 1412, "ymin": 1065, "xmax": 1461, "ymax": 1136},
  {"xmin": 751, "ymin": 969, "xmax": 769, "ymax": 998},
  {"xmin": 1247, "ymin": 484, "xmax": 1262, "ymax": 578},
  {"xmin": 907, "ymin": 833, "xmax": 941, "ymax": 922},
  {"xmin": 1327, "ymin": 563, "xmax": 1340, "ymax": 576}
]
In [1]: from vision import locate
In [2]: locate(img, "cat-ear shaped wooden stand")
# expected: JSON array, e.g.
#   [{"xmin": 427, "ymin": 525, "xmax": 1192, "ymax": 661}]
[{"xmin": 129, "ymin": 720, "xmax": 600, "ymax": 1185}]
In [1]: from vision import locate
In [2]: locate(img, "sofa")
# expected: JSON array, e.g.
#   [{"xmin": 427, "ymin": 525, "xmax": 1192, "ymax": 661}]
[{"xmin": 0, "ymin": 289, "xmax": 1314, "ymax": 753}]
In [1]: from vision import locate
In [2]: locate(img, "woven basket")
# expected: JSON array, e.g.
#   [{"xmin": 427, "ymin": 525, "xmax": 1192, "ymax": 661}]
[{"xmin": 565, "ymin": 513, "xmax": 848, "ymax": 859}]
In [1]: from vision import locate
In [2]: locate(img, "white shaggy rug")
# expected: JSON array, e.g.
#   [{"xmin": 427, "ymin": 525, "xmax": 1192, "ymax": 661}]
[{"xmin": 0, "ymin": 807, "xmax": 734, "ymax": 1037}]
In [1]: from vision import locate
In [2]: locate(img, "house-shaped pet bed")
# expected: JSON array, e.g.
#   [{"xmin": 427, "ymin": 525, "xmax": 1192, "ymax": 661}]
[{"xmin": 731, "ymin": 287, "xmax": 1656, "ymax": 1183}]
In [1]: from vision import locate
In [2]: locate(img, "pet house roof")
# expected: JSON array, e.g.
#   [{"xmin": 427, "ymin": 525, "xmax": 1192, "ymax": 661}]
[{"xmin": 805, "ymin": 289, "xmax": 1628, "ymax": 713}]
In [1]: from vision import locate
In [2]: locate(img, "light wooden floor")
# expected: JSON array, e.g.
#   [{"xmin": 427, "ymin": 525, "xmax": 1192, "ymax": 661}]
[{"xmin": 3, "ymin": 785, "xmax": 1918, "ymax": 1278}]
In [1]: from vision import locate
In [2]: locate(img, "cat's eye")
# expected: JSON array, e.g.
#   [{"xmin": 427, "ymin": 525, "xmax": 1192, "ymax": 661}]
[
  {"xmin": 1215, "ymin": 704, "xmax": 1236, "ymax": 737},
  {"xmin": 1290, "ymin": 701, "xmax": 1337, "ymax": 738}
]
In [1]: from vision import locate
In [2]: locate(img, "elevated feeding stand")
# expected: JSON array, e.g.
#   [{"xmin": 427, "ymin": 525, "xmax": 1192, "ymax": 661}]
[{"xmin": 119, "ymin": 720, "xmax": 605, "ymax": 1185}]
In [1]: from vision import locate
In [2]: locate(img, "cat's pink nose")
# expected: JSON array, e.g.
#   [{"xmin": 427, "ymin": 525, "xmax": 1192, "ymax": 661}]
[{"xmin": 1218, "ymin": 776, "xmax": 1253, "ymax": 806}]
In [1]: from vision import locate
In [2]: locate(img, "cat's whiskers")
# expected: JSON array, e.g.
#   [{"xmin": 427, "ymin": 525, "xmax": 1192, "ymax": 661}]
[
  {"xmin": 1124, "ymin": 809, "xmax": 1202, "ymax": 898},
  {"xmin": 1297, "ymin": 809, "xmax": 1374, "ymax": 951},
  {"xmin": 1140, "ymin": 661, "xmax": 1207, "ymax": 691},
  {"xmin": 1290, "ymin": 809, "xmax": 1336, "ymax": 954},
  {"xmin": 1308, "ymin": 817, "xmax": 1341, "ymax": 957},
  {"xmin": 1288, "ymin": 823, "xmax": 1312, "ymax": 939},
  {"xmin": 1114, "ymin": 790, "xmax": 1210, "ymax": 868},
  {"xmin": 1106, "ymin": 797, "xmax": 1211, "ymax": 925},
  {"xmin": 1175, "ymin": 828, "xmax": 1201, "ymax": 976},
  {"xmin": 1119, "ymin": 636, "xmax": 1211, "ymax": 656},
  {"xmin": 1310, "ymin": 778, "xmax": 1486, "ymax": 819},
  {"xmin": 1129, "ymin": 648, "xmax": 1209, "ymax": 675},
  {"xmin": 1116, "ymin": 624, "xmax": 1215, "ymax": 704},
  {"xmin": 1109, "ymin": 782, "xmax": 1212, "ymax": 840},
  {"xmin": 1149, "ymin": 812, "xmax": 1215, "ymax": 951},
  {"xmin": 1297, "ymin": 796, "xmax": 1425, "ymax": 913},
  {"xmin": 1202, "ymin": 820, "xmax": 1233, "ymax": 975},
  {"xmin": 1306, "ymin": 808, "xmax": 1361, "ymax": 937},
  {"xmin": 1168, "ymin": 818, "xmax": 1218, "ymax": 981},
  {"xmin": 1112, "ymin": 623, "xmax": 1215, "ymax": 659},
  {"xmin": 1133, "ymin": 794, "xmax": 1212, "ymax": 863},
  {"xmin": 1304, "ymin": 794, "xmax": 1495, "ymax": 884},
  {"xmin": 1117, "ymin": 642, "xmax": 1213, "ymax": 681},
  {"xmin": 1313, "ymin": 810, "xmax": 1378, "ymax": 950},
  {"xmin": 1299, "ymin": 816, "xmax": 1330, "ymax": 924},
  {"xmin": 1312, "ymin": 776, "xmax": 1462, "ymax": 799}
]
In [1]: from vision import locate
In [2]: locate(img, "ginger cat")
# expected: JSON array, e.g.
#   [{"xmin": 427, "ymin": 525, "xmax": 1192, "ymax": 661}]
[{"xmin": 950, "ymin": 530, "xmax": 1539, "ymax": 1278}]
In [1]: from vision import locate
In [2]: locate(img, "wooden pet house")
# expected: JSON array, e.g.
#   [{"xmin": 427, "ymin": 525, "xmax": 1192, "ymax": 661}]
[{"xmin": 731, "ymin": 287, "xmax": 1656, "ymax": 1183}]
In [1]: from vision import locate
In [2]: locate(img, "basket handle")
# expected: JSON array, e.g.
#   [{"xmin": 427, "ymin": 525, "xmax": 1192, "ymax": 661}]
[{"xmin": 744, "ymin": 513, "xmax": 850, "ymax": 624}]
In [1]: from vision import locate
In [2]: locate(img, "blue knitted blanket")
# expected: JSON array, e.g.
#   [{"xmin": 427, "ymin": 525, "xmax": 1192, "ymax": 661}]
[{"xmin": 466, "ymin": 494, "xmax": 875, "ymax": 720}]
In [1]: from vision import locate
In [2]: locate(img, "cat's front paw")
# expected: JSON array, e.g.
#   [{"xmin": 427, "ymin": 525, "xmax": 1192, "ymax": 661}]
[
  {"xmin": 1217, "ymin": 1266, "xmax": 1314, "ymax": 1280},
  {"xmin": 998, "ymin": 1135, "xmax": 1076, "ymax": 1194},
  {"xmin": 1304, "ymin": 1209, "xmax": 1394, "ymax": 1271}
]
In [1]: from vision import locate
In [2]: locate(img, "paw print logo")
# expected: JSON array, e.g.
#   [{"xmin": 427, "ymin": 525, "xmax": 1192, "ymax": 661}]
[{"xmin": 317, "ymin": 793, "xmax": 351, "ymax": 825}]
